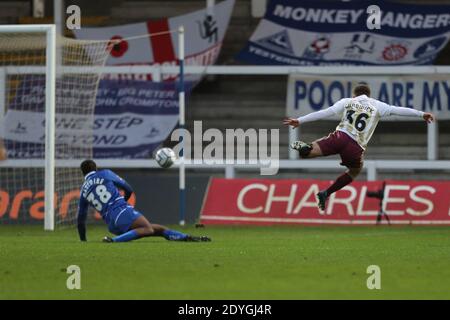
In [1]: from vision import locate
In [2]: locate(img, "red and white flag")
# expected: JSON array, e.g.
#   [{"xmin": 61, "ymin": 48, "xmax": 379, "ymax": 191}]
[{"xmin": 74, "ymin": 0, "xmax": 235, "ymax": 67}]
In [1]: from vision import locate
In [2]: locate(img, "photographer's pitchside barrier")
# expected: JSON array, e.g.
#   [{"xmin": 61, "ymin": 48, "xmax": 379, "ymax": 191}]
[{"xmin": 200, "ymin": 178, "xmax": 450, "ymax": 225}]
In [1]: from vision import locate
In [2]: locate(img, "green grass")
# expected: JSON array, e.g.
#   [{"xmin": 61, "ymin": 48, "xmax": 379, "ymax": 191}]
[{"xmin": 1, "ymin": 224, "xmax": 450, "ymax": 299}]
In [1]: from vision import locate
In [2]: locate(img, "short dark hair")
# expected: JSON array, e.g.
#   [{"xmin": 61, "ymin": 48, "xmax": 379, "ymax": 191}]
[
  {"xmin": 353, "ymin": 83, "xmax": 371, "ymax": 97},
  {"xmin": 80, "ymin": 159, "xmax": 97, "ymax": 176}
]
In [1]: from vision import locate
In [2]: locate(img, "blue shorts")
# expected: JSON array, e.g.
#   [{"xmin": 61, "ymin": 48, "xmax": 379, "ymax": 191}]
[{"xmin": 107, "ymin": 206, "xmax": 143, "ymax": 235}]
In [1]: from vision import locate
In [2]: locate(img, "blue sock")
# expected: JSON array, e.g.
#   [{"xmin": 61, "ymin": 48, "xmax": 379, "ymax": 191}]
[
  {"xmin": 162, "ymin": 229, "xmax": 188, "ymax": 241},
  {"xmin": 113, "ymin": 230, "xmax": 140, "ymax": 242}
]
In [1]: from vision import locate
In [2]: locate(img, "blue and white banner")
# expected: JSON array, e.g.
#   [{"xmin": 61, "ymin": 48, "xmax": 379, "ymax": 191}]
[
  {"xmin": 93, "ymin": 80, "xmax": 194, "ymax": 158},
  {"xmin": 287, "ymin": 74, "xmax": 450, "ymax": 120},
  {"xmin": 0, "ymin": 80, "xmax": 193, "ymax": 159},
  {"xmin": 1, "ymin": 0, "xmax": 236, "ymax": 160},
  {"xmin": 70, "ymin": 0, "xmax": 235, "ymax": 158},
  {"xmin": 237, "ymin": 0, "xmax": 450, "ymax": 65}
]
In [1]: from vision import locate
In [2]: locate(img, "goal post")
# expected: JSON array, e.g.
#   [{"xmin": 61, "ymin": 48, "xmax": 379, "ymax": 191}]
[
  {"xmin": 0, "ymin": 24, "xmax": 56, "ymax": 230},
  {"xmin": 44, "ymin": 25, "xmax": 56, "ymax": 231},
  {"xmin": 178, "ymin": 26, "xmax": 186, "ymax": 226},
  {"xmin": 0, "ymin": 24, "xmax": 111, "ymax": 230}
]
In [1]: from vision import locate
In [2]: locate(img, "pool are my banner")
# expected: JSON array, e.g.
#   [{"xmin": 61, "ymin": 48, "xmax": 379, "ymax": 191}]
[
  {"xmin": 237, "ymin": 0, "xmax": 450, "ymax": 65},
  {"xmin": 286, "ymin": 74, "xmax": 450, "ymax": 120}
]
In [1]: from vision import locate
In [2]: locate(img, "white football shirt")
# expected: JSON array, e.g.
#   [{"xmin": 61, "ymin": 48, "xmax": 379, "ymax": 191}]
[
  {"xmin": 329, "ymin": 95, "xmax": 424, "ymax": 149},
  {"xmin": 297, "ymin": 95, "xmax": 425, "ymax": 149}
]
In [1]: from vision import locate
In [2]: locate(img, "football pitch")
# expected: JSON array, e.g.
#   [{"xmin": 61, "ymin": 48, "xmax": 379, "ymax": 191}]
[{"xmin": 1, "ymin": 224, "xmax": 450, "ymax": 299}]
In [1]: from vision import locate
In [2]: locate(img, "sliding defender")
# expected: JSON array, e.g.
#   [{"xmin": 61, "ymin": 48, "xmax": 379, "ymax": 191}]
[
  {"xmin": 283, "ymin": 84, "xmax": 434, "ymax": 211},
  {"xmin": 77, "ymin": 160, "xmax": 211, "ymax": 243}
]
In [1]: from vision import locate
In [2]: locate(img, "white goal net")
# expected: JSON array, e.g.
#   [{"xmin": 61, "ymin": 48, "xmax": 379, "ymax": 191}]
[{"xmin": 0, "ymin": 26, "xmax": 111, "ymax": 228}]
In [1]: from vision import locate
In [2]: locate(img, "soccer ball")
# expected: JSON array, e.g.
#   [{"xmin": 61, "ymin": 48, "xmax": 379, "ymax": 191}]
[{"xmin": 155, "ymin": 148, "xmax": 176, "ymax": 168}]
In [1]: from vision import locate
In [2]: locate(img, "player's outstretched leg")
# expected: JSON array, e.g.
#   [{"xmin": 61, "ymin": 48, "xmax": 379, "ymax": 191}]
[
  {"xmin": 105, "ymin": 215, "xmax": 211, "ymax": 243},
  {"xmin": 105, "ymin": 215, "xmax": 154, "ymax": 243},
  {"xmin": 290, "ymin": 141, "xmax": 323, "ymax": 158},
  {"xmin": 317, "ymin": 167, "xmax": 361, "ymax": 210},
  {"xmin": 151, "ymin": 224, "xmax": 211, "ymax": 242}
]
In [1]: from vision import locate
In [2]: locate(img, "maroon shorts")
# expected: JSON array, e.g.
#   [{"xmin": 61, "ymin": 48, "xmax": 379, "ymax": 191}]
[{"xmin": 316, "ymin": 130, "xmax": 364, "ymax": 168}]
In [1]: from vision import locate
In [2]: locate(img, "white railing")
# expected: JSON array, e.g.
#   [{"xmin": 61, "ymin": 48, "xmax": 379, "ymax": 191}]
[
  {"xmin": 3, "ymin": 65, "xmax": 450, "ymax": 76},
  {"xmin": 0, "ymin": 159, "xmax": 449, "ymax": 181},
  {"xmin": 98, "ymin": 159, "xmax": 450, "ymax": 181}
]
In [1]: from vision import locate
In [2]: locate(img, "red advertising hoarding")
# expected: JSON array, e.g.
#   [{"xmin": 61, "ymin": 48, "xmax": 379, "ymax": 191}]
[{"xmin": 200, "ymin": 178, "xmax": 450, "ymax": 225}]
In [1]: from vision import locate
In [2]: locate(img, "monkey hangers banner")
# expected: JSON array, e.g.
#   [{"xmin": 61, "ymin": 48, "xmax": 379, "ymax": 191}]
[{"xmin": 236, "ymin": 0, "xmax": 450, "ymax": 65}]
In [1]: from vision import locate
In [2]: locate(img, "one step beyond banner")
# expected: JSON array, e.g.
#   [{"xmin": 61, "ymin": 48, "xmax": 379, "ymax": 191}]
[
  {"xmin": 0, "ymin": 79, "xmax": 193, "ymax": 159},
  {"xmin": 72, "ymin": 0, "xmax": 235, "ymax": 158},
  {"xmin": 0, "ymin": 0, "xmax": 235, "ymax": 159},
  {"xmin": 237, "ymin": 0, "xmax": 450, "ymax": 65}
]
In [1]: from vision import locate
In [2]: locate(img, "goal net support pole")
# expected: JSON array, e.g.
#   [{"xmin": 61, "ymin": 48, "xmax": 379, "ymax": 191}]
[{"xmin": 178, "ymin": 26, "xmax": 186, "ymax": 226}]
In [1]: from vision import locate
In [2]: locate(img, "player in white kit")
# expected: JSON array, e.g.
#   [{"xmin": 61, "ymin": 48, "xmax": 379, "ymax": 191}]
[{"xmin": 283, "ymin": 84, "xmax": 435, "ymax": 210}]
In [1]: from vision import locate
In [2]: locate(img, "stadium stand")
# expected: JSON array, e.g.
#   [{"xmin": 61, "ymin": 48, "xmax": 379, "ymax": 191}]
[
  {"xmin": 110, "ymin": 0, "xmax": 450, "ymax": 179},
  {"xmin": 0, "ymin": 2, "xmax": 30, "ymax": 24}
]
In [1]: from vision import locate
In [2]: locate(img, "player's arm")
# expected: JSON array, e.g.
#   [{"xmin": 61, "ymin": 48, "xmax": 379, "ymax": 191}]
[
  {"xmin": 107, "ymin": 170, "xmax": 134, "ymax": 201},
  {"xmin": 390, "ymin": 107, "xmax": 435, "ymax": 123},
  {"xmin": 77, "ymin": 196, "xmax": 89, "ymax": 242},
  {"xmin": 380, "ymin": 102, "xmax": 435, "ymax": 123},
  {"xmin": 283, "ymin": 99, "xmax": 347, "ymax": 128}
]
